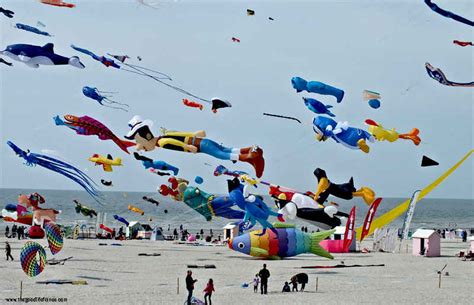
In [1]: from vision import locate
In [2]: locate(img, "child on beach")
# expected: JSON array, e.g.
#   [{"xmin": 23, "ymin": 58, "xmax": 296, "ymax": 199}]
[
  {"xmin": 203, "ymin": 278, "xmax": 215, "ymax": 305},
  {"xmin": 282, "ymin": 282, "xmax": 291, "ymax": 292},
  {"xmin": 253, "ymin": 274, "xmax": 260, "ymax": 293}
]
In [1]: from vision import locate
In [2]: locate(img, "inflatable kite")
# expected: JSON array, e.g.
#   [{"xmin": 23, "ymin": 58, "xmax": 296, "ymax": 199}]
[
  {"xmin": 99, "ymin": 224, "xmax": 113, "ymax": 234},
  {"xmin": 302, "ymin": 97, "xmax": 335, "ymax": 117},
  {"xmin": 74, "ymin": 200, "xmax": 97, "ymax": 218},
  {"xmin": 363, "ymin": 90, "xmax": 381, "ymax": 109},
  {"xmin": 213, "ymin": 165, "xmax": 248, "ymax": 177},
  {"xmin": 312, "ymin": 116, "xmax": 374, "ymax": 153},
  {"xmin": 232, "ymin": 37, "xmax": 241, "ymax": 43},
  {"xmin": 88, "ymin": 154, "xmax": 122, "ymax": 172},
  {"xmin": 54, "ymin": 115, "xmax": 135, "ymax": 154},
  {"xmin": 20, "ymin": 242, "xmax": 47, "ymax": 277},
  {"xmin": 15, "ymin": 23, "xmax": 52, "ymax": 36},
  {"xmin": 425, "ymin": 62, "xmax": 473, "ymax": 87},
  {"xmin": 159, "ymin": 177, "xmax": 189, "ymax": 201},
  {"xmin": 0, "ymin": 7, "xmax": 14, "ymax": 18},
  {"xmin": 128, "ymin": 204, "xmax": 144, "ymax": 216},
  {"xmin": 134, "ymin": 152, "xmax": 179, "ymax": 175},
  {"xmin": 182, "ymin": 98, "xmax": 231, "ymax": 113},
  {"xmin": 44, "ymin": 223, "xmax": 63, "ymax": 255},
  {"xmin": 0, "ymin": 43, "xmax": 84, "ymax": 68},
  {"xmin": 82, "ymin": 87, "xmax": 129, "ymax": 112},
  {"xmin": 229, "ymin": 223, "xmax": 335, "ymax": 259},
  {"xmin": 183, "ymin": 99, "xmax": 203, "ymax": 110},
  {"xmin": 453, "ymin": 40, "xmax": 473, "ymax": 47},
  {"xmin": 113, "ymin": 214, "xmax": 129, "ymax": 226},
  {"xmin": 1, "ymin": 204, "xmax": 33, "ymax": 225},
  {"xmin": 0, "ymin": 57, "xmax": 12, "ymax": 66},
  {"xmin": 40, "ymin": 0, "xmax": 75, "ymax": 8},
  {"xmin": 313, "ymin": 168, "xmax": 375, "ymax": 206},
  {"xmin": 125, "ymin": 116, "xmax": 265, "ymax": 177},
  {"xmin": 292, "ymin": 77, "xmax": 344, "ymax": 103},
  {"xmin": 101, "ymin": 179, "xmax": 113, "ymax": 186},
  {"xmin": 194, "ymin": 176, "xmax": 204, "ymax": 184},
  {"xmin": 7, "ymin": 141, "xmax": 101, "ymax": 202},
  {"xmin": 365, "ymin": 119, "xmax": 421, "ymax": 145},
  {"xmin": 19, "ymin": 193, "xmax": 59, "ymax": 226},
  {"xmin": 424, "ymin": 0, "xmax": 473, "ymax": 27},
  {"xmin": 247, "ymin": 9, "xmax": 255, "ymax": 16},
  {"xmin": 142, "ymin": 196, "xmax": 159, "ymax": 206},
  {"xmin": 149, "ymin": 168, "xmax": 171, "ymax": 176},
  {"xmin": 228, "ymin": 178, "xmax": 283, "ymax": 235}
]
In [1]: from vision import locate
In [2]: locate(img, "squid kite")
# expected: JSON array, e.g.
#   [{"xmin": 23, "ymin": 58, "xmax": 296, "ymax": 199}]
[
  {"xmin": 425, "ymin": 62, "xmax": 473, "ymax": 87},
  {"xmin": 365, "ymin": 119, "xmax": 421, "ymax": 145},
  {"xmin": 424, "ymin": 0, "xmax": 473, "ymax": 27},
  {"xmin": 7, "ymin": 141, "xmax": 101, "ymax": 202},
  {"xmin": 82, "ymin": 86, "xmax": 129, "ymax": 112}
]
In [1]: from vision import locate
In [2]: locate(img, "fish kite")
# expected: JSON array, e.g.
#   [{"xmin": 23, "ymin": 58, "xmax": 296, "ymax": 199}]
[
  {"xmin": 424, "ymin": 0, "xmax": 473, "ymax": 27},
  {"xmin": 15, "ymin": 23, "xmax": 52, "ymax": 36},
  {"xmin": 134, "ymin": 152, "xmax": 179, "ymax": 175},
  {"xmin": 365, "ymin": 119, "xmax": 421, "ymax": 145},
  {"xmin": 0, "ymin": 43, "xmax": 84, "ymax": 69},
  {"xmin": 425, "ymin": 62, "xmax": 474, "ymax": 87},
  {"xmin": 54, "ymin": 115, "xmax": 135, "ymax": 154},
  {"xmin": 82, "ymin": 87, "xmax": 129, "ymax": 112},
  {"xmin": 292, "ymin": 76, "xmax": 344, "ymax": 103},
  {"xmin": 88, "ymin": 154, "xmax": 122, "ymax": 172},
  {"xmin": 40, "ymin": 0, "xmax": 75, "ymax": 8},
  {"xmin": 302, "ymin": 97, "xmax": 335, "ymax": 117},
  {"xmin": 7, "ymin": 141, "xmax": 101, "ymax": 202},
  {"xmin": 0, "ymin": 7, "xmax": 14, "ymax": 18},
  {"xmin": 125, "ymin": 116, "xmax": 265, "ymax": 177},
  {"xmin": 453, "ymin": 40, "xmax": 473, "ymax": 47}
]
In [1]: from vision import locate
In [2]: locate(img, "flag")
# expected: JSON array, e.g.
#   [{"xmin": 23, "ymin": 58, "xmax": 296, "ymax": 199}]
[
  {"xmin": 360, "ymin": 198, "xmax": 383, "ymax": 242},
  {"xmin": 343, "ymin": 206, "xmax": 356, "ymax": 252}
]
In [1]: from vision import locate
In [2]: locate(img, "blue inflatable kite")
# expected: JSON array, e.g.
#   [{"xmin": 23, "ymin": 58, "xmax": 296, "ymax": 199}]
[
  {"xmin": 82, "ymin": 86, "xmax": 129, "ymax": 111},
  {"xmin": 302, "ymin": 97, "xmax": 335, "ymax": 117},
  {"xmin": 292, "ymin": 77, "xmax": 344, "ymax": 103}
]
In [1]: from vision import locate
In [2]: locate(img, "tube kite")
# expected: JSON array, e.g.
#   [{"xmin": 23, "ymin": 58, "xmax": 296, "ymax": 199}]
[
  {"xmin": 425, "ymin": 62, "xmax": 474, "ymax": 87},
  {"xmin": 128, "ymin": 204, "xmax": 144, "ymax": 216},
  {"xmin": 113, "ymin": 215, "xmax": 129, "ymax": 226}
]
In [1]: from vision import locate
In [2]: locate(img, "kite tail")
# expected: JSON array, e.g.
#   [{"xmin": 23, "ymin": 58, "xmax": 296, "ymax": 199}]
[
  {"xmin": 102, "ymin": 98, "xmax": 130, "ymax": 107},
  {"xmin": 124, "ymin": 63, "xmax": 173, "ymax": 81},
  {"xmin": 102, "ymin": 104, "xmax": 129, "ymax": 112},
  {"xmin": 263, "ymin": 113, "xmax": 302, "ymax": 124}
]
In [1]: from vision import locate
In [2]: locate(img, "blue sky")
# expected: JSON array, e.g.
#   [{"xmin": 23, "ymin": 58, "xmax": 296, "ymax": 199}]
[{"xmin": 1, "ymin": 0, "xmax": 472, "ymax": 199}]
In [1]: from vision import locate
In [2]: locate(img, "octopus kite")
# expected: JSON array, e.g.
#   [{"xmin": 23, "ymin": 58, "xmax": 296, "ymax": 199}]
[{"xmin": 82, "ymin": 87, "xmax": 129, "ymax": 112}]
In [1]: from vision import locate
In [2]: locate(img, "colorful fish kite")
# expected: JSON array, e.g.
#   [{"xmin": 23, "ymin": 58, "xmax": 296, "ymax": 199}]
[
  {"xmin": 54, "ymin": 114, "xmax": 135, "ymax": 154},
  {"xmin": 7, "ymin": 141, "xmax": 101, "ymax": 202},
  {"xmin": 425, "ymin": 62, "xmax": 473, "ymax": 87},
  {"xmin": 40, "ymin": 0, "xmax": 75, "ymax": 8},
  {"xmin": 424, "ymin": 0, "xmax": 473, "ymax": 27},
  {"xmin": 82, "ymin": 86, "xmax": 129, "ymax": 112},
  {"xmin": 15, "ymin": 23, "xmax": 52, "ymax": 36}
]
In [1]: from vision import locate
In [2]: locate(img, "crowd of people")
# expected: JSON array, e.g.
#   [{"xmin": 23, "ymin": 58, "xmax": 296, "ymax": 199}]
[{"xmin": 4, "ymin": 224, "xmax": 28, "ymax": 239}]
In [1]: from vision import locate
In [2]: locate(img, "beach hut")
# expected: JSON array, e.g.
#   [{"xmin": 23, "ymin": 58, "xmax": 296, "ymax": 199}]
[
  {"xmin": 151, "ymin": 227, "xmax": 164, "ymax": 241},
  {"xmin": 412, "ymin": 229, "xmax": 440, "ymax": 257},
  {"xmin": 223, "ymin": 223, "xmax": 239, "ymax": 241}
]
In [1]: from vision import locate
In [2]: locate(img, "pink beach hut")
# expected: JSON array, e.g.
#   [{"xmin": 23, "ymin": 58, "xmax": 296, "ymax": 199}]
[{"xmin": 412, "ymin": 229, "xmax": 440, "ymax": 257}]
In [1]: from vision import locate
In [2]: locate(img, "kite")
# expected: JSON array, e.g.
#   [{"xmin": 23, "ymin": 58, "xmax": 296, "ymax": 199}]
[
  {"xmin": 424, "ymin": 0, "xmax": 473, "ymax": 27},
  {"xmin": 142, "ymin": 196, "xmax": 159, "ymax": 206},
  {"xmin": 365, "ymin": 119, "xmax": 421, "ymax": 145},
  {"xmin": 356, "ymin": 150, "xmax": 473, "ymax": 238},
  {"xmin": 263, "ymin": 113, "xmax": 302, "ymax": 124},
  {"xmin": 54, "ymin": 114, "xmax": 135, "ymax": 154},
  {"xmin": 7, "ymin": 141, "xmax": 101, "ymax": 202},
  {"xmin": 1, "ymin": 203, "xmax": 33, "ymax": 225},
  {"xmin": 246, "ymin": 9, "xmax": 255, "ymax": 16},
  {"xmin": 229, "ymin": 223, "xmax": 335, "ymax": 259},
  {"xmin": 136, "ymin": 0, "xmax": 160, "ymax": 9},
  {"xmin": 194, "ymin": 176, "xmax": 203, "ymax": 184},
  {"xmin": 159, "ymin": 177, "xmax": 189, "ymax": 201},
  {"xmin": 313, "ymin": 168, "xmax": 375, "ymax": 206},
  {"xmin": 82, "ymin": 87, "xmax": 129, "ymax": 112},
  {"xmin": 421, "ymin": 155, "xmax": 439, "ymax": 167},
  {"xmin": 113, "ymin": 215, "xmax": 129, "ymax": 226},
  {"xmin": 134, "ymin": 152, "xmax": 179, "ymax": 175},
  {"xmin": 453, "ymin": 40, "xmax": 473, "ymax": 47},
  {"xmin": 302, "ymin": 97, "xmax": 335, "ymax": 117},
  {"xmin": 101, "ymin": 179, "xmax": 113, "ymax": 186},
  {"xmin": 0, "ymin": 57, "xmax": 12, "ymax": 66},
  {"xmin": 20, "ymin": 242, "xmax": 47, "ymax": 277},
  {"xmin": 228, "ymin": 178, "xmax": 283, "ymax": 235},
  {"xmin": 128, "ymin": 204, "xmax": 144, "ymax": 216},
  {"xmin": 149, "ymin": 169, "xmax": 171, "ymax": 176},
  {"xmin": 99, "ymin": 224, "xmax": 113, "ymax": 234},
  {"xmin": 108, "ymin": 54, "xmax": 130, "ymax": 62},
  {"xmin": 15, "ymin": 23, "xmax": 52, "ymax": 36},
  {"xmin": 363, "ymin": 90, "xmax": 381, "ymax": 109},
  {"xmin": 44, "ymin": 222, "xmax": 63, "ymax": 255},
  {"xmin": 213, "ymin": 165, "xmax": 248, "ymax": 177},
  {"xmin": 40, "ymin": 0, "xmax": 75, "ymax": 8},
  {"xmin": 425, "ymin": 62, "xmax": 473, "ymax": 87},
  {"xmin": 37, "ymin": 21, "xmax": 46, "ymax": 27},
  {"xmin": 292, "ymin": 76, "xmax": 344, "ymax": 103},
  {"xmin": 182, "ymin": 99, "xmax": 203, "ymax": 110},
  {"xmin": 0, "ymin": 7, "xmax": 14, "ymax": 18},
  {"xmin": 232, "ymin": 37, "xmax": 241, "ymax": 43},
  {"xmin": 1, "ymin": 43, "xmax": 84, "ymax": 69},
  {"xmin": 269, "ymin": 17, "xmax": 274, "ymax": 21},
  {"xmin": 88, "ymin": 154, "xmax": 122, "ymax": 172},
  {"xmin": 313, "ymin": 116, "xmax": 374, "ymax": 153},
  {"xmin": 73, "ymin": 200, "xmax": 97, "ymax": 218},
  {"xmin": 125, "ymin": 116, "xmax": 265, "ymax": 177},
  {"xmin": 368, "ymin": 99, "xmax": 380, "ymax": 109}
]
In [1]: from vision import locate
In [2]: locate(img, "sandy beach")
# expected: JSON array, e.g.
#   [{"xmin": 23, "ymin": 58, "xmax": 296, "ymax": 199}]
[{"xmin": 1, "ymin": 237, "xmax": 472, "ymax": 305}]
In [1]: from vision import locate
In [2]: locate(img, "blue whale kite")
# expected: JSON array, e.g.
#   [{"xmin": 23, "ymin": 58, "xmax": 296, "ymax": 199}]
[{"xmin": 292, "ymin": 76, "xmax": 344, "ymax": 103}]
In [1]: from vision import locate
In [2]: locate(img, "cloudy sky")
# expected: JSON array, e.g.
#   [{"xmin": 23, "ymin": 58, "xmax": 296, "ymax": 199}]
[{"xmin": 1, "ymin": 0, "xmax": 472, "ymax": 199}]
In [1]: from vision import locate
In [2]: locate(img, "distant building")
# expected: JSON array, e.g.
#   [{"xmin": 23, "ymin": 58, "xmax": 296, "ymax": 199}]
[{"xmin": 412, "ymin": 229, "xmax": 440, "ymax": 257}]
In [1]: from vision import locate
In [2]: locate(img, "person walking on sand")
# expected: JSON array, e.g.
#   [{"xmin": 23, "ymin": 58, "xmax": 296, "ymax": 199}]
[
  {"xmin": 5, "ymin": 242, "xmax": 14, "ymax": 261},
  {"xmin": 186, "ymin": 270, "xmax": 197, "ymax": 305},
  {"xmin": 253, "ymin": 274, "xmax": 260, "ymax": 293},
  {"xmin": 203, "ymin": 278, "xmax": 215, "ymax": 305},
  {"xmin": 258, "ymin": 264, "xmax": 270, "ymax": 295}
]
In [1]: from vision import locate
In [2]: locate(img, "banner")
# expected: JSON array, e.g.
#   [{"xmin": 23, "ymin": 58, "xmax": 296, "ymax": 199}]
[
  {"xmin": 401, "ymin": 190, "xmax": 421, "ymax": 240},
  {"xmin": 343, "ymin": 206, "xmax": 356, "ymax": 252},
  {"xmin": 360, "ymin": 198, "xmax": 383, "ymax": 242}
]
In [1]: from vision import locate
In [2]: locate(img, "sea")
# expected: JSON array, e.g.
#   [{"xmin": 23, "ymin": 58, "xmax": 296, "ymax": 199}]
[{"xmin": 1, "ymin": 188, "xmax": 473, "ymax": 234}]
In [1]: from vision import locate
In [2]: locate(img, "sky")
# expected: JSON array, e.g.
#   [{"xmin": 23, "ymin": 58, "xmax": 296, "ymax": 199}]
[{"xmin": 0, "ymin": 0, "xmax": 472, "ymax": 199}]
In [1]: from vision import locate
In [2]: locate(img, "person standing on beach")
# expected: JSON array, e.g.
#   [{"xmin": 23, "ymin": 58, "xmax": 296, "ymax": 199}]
[
  {"xmin": 12, "ymin": 224, "xmax": 17, "ymax": 238},
  {"xmin": 186, "ymin": 270, "xmax": 197, "ymax": 305},
  {"xmin": 253, "ymin": 274, "xmax": 260, "ymax": 293},
  {"xmin": 462, "ymin": 230, "xmax": 467, "ymax": 242},
  {"xmin": 203, "ymin": 278, "xmax": 215, "ymax": 305},
  {"xmin": 5, "ymin": 242, "xmax": 14, "ymax": 261},
  {"xmin": 258, "ymin": 264, "xmax": 270, "ymax": 295},
  {"xmin": 5, "ymin": 225, "xmax": 10, "ymax": 238}
]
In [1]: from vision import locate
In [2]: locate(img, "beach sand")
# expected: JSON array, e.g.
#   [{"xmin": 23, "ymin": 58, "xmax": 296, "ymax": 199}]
[{"xmin": 0, "ymin": 237, "xmax": 471, "ymax": 305}]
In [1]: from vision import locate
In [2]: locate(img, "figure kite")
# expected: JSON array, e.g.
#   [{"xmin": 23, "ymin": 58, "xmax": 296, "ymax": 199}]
[
  {"xmin": 7, "ymin": 141, "xmax": 101, "ymax": 202},
  {"xmin": 425, "ymin": 62, "xmax": 474, "ymax": 87},
  {"xmin": 82, "ymin": 87, "xmax": 129, "ymax": 112},
  {"xmin": 88, "ymin": 154, "xmax": 122, "ymax": 172},
  {"xmin": 213, "ymin": 165, "xmax": 248, "ymax": 177},
  {"xmin": 134, "ymin": 152, "xmax": 179, "ymax": 175},
  {"xmin": 54, "ymin": 115, "xmax": 135, "ymax": 154},
  {"xmin": 40, "ymin": 0, "xmax": 75, "ymax": 8},
  {"xmin": 73, "ymin": 200, "xmax": 97, "ymax": 218},
  {"xmin": 125, "ymin": 116, "xmax": 265, "ymax": 177},
  {"xmin": 292, "ymin": 76, "xmax": 344, "ymax": 103},
  {"xmin": 0, "ymin": 7, "xmax": 14, "ymax": 18},
  {"xmin": 365, "ymin": 119, "xmax": 421, "ymax": 145},
  {"xmin": 15, "ymin": 23, "xmax": 52, "ymax": 36}
]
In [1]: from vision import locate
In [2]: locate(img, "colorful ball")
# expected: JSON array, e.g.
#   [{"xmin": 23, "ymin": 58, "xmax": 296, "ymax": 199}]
[
  {"xmin": 20, "ymin": 241, "xmax": 47, "ymax": 277},
  {"xmin": 44, "ymin": 223, "xmax": 63, "ymax": 255}
]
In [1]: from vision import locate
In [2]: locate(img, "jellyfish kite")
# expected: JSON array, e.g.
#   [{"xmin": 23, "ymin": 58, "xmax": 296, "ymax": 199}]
[{"xmin": 82, "ymin": 86, "xmax": 129, "ymax": 112}]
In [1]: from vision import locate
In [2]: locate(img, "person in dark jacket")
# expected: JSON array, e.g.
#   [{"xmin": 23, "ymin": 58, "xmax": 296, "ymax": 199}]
[
  {"xmin": 5, "ymin": 242, "xmax": 14, "ymax": 261},
  {"xmin": 186, "ymin": 270, "xmax": 197, "ymax": 305},
  {"xmin": 291, "ymin": 273, "xmax": 309, "ymax": 291},
  {"xmin": 258, "ymin": 264, "xmax": 270, "ymax": 294}
]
